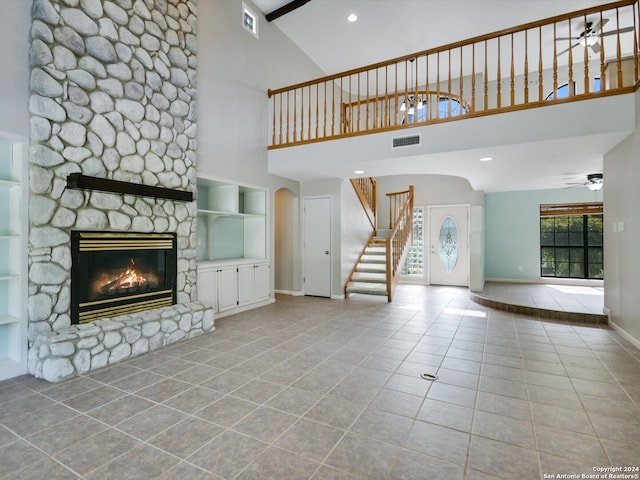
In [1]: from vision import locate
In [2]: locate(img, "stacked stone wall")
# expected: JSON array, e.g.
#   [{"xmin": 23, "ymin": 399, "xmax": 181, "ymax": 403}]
[{"xmin": 27, "ymin": 0, "xmax": 200, "ymax": 379}]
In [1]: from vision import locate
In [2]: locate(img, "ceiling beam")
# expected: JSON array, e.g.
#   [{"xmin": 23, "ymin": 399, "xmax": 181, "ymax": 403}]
[{"xmin": 265, "ymin": 0, "xmax": 312, "ymax": 22}]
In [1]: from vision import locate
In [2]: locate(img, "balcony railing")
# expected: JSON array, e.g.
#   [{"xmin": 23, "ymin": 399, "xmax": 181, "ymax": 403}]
[{"xmin": 268, "ymin": 0, "xmax": 640, "ymax": 149}]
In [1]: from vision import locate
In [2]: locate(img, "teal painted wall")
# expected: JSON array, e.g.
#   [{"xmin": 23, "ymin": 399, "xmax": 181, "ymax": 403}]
[{"xmin": 484, "ymin": 188, "xmax": 603, "ymax": 281}]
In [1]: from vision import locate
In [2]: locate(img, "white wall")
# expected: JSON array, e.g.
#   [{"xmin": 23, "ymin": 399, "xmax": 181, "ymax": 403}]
[
  {"xmin": 603, "ymin": 89, "xmax": 640, "ymax": 347},
  {"xmin": 197, "ymin": 0, "xmax": 325, "ymax": 294},
  {"xmin": 340, "ymin": 180, "xmax": 374, "ymax": 292},
  {"xmin": 0, "ymin": 0, "xmax": 30, "ymax": 136}
]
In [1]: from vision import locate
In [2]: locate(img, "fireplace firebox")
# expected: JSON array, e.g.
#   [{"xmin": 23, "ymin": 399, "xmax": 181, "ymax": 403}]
[{"xmin": 71, "ymin": 231, "xmax": 177, "ymax": 324}]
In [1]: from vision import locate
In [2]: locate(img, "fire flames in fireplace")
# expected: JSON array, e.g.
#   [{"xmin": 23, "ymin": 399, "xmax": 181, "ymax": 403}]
[
  {"xmin": 91, "ymin": 258, "xmax": 159, "ymax": 299},
  {"xmin": 71, "ymin": 231, "xmax": 177, "ymax": 324}
]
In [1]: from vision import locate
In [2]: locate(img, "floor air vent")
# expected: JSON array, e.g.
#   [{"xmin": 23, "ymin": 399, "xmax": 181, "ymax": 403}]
[{"xmin": 392, "ymin": 134, "xmax": 420, "ymax": 148}]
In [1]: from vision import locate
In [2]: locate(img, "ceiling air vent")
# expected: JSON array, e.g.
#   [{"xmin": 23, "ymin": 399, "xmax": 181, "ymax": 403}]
[{"xmin": 392, "ymin": 134, "xmax": 420, "ymax": 148}]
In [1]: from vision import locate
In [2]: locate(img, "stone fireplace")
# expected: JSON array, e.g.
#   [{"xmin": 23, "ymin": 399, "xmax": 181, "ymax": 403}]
[{"xmin": 27, "ymin": 0, "xmax": 213, "ymax": 382}]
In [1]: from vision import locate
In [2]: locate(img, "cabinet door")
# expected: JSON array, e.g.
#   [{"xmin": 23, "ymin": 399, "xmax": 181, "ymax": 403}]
[
  {"xmin": 254, "ymin": 263, "xmax": 270, "ymax": 302},
  {"xmin": 197, "ymin": 267, "xmax": 218, "ymax": 312},
  {"xmin": 217, "ymin": 266, "xmax": 238, "ymax": 312},
  {"xmin": 237, "ymin": 265, "xmax": 255, "ymax": 307}
]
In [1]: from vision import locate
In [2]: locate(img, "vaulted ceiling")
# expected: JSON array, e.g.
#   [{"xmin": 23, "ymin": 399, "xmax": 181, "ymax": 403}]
[{"xmin": 252, "ymin": 0, "xmax": 635, "ymax": 191}]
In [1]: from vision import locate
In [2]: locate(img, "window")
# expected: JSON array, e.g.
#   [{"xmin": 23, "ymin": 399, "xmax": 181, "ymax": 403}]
[
  {"xmin": 545, "ymin": 82, "xmax": 575, "ymax": 100},
  {"xmin": 242, "ymin": 2, "xmax": 258, "ymax": 38},
  {"xmin": 438, "ymin": 97, "xmax": 466, "ymax": 118},
  {"xmin": 594, "ymin": 77, "xmax": 601, "ymax": 92},
  {"xmin": 540, "ymin": 203, "xmax": 603, "ymax": 279},
  {"xmin": 402, "ymin": 206, "xmax": 424, "ymax": 276}
]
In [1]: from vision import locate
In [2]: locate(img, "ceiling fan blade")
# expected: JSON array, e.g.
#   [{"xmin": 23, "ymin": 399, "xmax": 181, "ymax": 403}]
[
  {"xmin": 557, "ymin": 42, "xmax": 580, "ymax": 55},
  {"xmin": 590, "ymin": 41, "xmax": 601, "ymax": 54},
  {"xmin": 601, "ymin": 26, "xmax": 635, "ymax": 37},
  {"xmin": 555, "ymin": 36, "xmax": 576, "ymax": 41}
]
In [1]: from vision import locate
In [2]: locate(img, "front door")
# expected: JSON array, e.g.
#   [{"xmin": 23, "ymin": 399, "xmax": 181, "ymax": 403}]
[
  {"xmin": 429, "ymin": 205, "xmax": 469, "ymax": 286},
  {"xmin": 303, "ymin": 197, "xmax": 331, "ymax": 297}
]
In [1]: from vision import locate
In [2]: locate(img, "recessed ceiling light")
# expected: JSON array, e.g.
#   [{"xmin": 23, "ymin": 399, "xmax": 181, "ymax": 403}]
[
  {"xmin": 354, "ymin": 170, "xmax": 364, "ymax": 174},
  {"xmin": 479, "ymin": 157, "xmax": 493, "ymax": 162},
  {"xmin": 347, "ymin": 13, "xmax": 358, "ymax": 23}
]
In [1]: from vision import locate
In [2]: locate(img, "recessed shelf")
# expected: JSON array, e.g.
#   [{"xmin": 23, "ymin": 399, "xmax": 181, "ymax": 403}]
[
  {"xmin": 0, "ymin": 134, "xmax": 27, "ymax": 380},
  {"xmin": 0, "ymin": 315, "xmax": 19, "ymax": 326},
  {"xmin": 0, "ymin": 179, "xmax": 20, "ymax": 186}
]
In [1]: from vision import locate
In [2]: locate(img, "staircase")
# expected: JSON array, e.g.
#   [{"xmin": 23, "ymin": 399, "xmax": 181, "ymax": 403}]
[
  {"xmin": 345, "ymin": 231, "xmax": 390, "ymax": 297},
  {"xmin": 345, "ymin": 179, "xmax": 414, "ymax": 302}
]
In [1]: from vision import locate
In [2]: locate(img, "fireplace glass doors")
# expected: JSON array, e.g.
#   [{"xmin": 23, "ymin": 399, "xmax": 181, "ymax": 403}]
[{"xmin": 71, "ymin": 231, "xmax": 177, "ymax": 324}]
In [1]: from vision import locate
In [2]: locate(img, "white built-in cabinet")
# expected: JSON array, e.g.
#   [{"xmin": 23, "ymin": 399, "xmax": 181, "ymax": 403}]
[
  {"xmin": 196, "ymin": 175, "xmax": 273, "ymax": 317},
  {"xmin": 0, "ymin": 136, "xmax": 27, "ymax": 381}
]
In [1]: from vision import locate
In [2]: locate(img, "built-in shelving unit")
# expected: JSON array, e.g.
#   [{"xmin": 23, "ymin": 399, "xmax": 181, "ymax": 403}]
[
  {"xmin": 196, "ymin": 175, "xmax": 267, "ymax": 262},
  {"xmin": 196, "ymin": 175, "xmax": 273, "ymax": 316},
  {"xmin": 0, "ymin": 135, "xmax": 27, "ymax": 381}
]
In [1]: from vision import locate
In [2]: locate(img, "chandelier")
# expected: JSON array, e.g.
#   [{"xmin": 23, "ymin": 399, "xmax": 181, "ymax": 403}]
[{"xmin": 400, "ymin": 58, "xmax": 426, "ymax": 116}]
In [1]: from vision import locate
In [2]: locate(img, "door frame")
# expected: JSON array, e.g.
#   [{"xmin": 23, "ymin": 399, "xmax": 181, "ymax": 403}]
[
  {"xmin": 427, "ymin": 204, "xmax": 470, "ymax": 286},
  {"xmin": 302, "ymin": 195, "xmax": 332, "ymax": 298}
]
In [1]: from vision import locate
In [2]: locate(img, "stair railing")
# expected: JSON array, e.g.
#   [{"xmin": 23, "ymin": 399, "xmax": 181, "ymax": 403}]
[
  {"xmin": 268, "ymin": 0, "xmax": 640, "ymax": 148},
  {"xmin": 350, "ymin": 177, "xmax": 377, "ymax": 230},
  {"xmin": 385, "ymin": 186, "xmax": 414, "ymax": 302}
]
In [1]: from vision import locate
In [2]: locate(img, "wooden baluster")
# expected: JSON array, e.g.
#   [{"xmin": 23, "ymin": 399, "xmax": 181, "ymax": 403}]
[
  {"xmin": 315, "ymin": 83, "xmax": 319, "ymax": 140},
  {"xmin": 300, "ymin": 87, "xmax": 304, "ymax": 141},
  {"xmin": 600, "ymin": 11, "xmax": 606, "ymax": 91},
  {"xmin": 278, "ymin": 93, "xmax": 283, "ymax": 145},
  {"xmin": 484, "ymin": 41, "xmax": 489, "ymax": 109},
  {"xmin": 393, "ymin": 63, "xmax": 400, "ymax": 125},
  {"xmin": 356, "ymin": 72, "xmax": 362, "ymax": 132},
  {"xmin": 510, "ymin": 33, "xmax": 515, "ymax": 106},
  {"xmin": 616, "ymin": 7, "xmax": 623, "ymax": 87},
  {"xmin": 459, "ymin": 47, "xmax": 464, "ymax": 114},
  {"xmin": 496, "ymin": 38, "xmax": 501, "ymax": 108},
  {"xmin": 437, "ymin": 52, "xmax": 441, "ymax": 118},
  {"xmin": 374, "ymin": 68, "xmax": 379, "ymax": 129},
  {"xmin": 271, "ymin": 95, "xmax": 276, "ymax": 145},
  {"xmin": 384, "ymin": 65, "xmax": 389, "ymax": 127},
  {"xmin": 447, "ymin": 51, "xmax": 452, "ymax": 116},
  {"xmin": 471, "ymin": 43, "xmax": 476, "ymax": 112},
  {"xmin": 366, "ymin": 70, "xmax": 370, "ymax": 130},
  {"xmin": 635, "ymin": 2, "xmax": 639, "ymax": 85},
  {"xmin": 404, "ymin": 59, "xmax": 408, "ymax": 124},
  {"xmin": 538, "ymin": 26, "xmax": 544, "ymax": 101},
  {"xmin": 524, "ymin": 30, "xmax": 529, "ymax": 104},
  {"xmin": 553, "ymin": 23, "xmax": 558, "ymax": 98},
  {"xmin": 339, "ymin": 77, "xmax": 343, "ymax": 134},
  {"xmin": 286, "ymin": 90, "xmax": 291, "ymax": 143},
  {"xmin": 425, "ymin": 53, "xmax": 431, "ymax": 120},
  {"xmin": 568, "ymin": 20, "xmax": 574, "ymax": 96},
  {"xmin": 322, "ymin": 82, "xmax": 326, "ymax": 138},
  {"xmin": 583, "ymin": 14, "xmax": 590, "ymax": 94},
  {"xmin": 414, "ymin": 57, "xmax": 419, "ymax": 122}
]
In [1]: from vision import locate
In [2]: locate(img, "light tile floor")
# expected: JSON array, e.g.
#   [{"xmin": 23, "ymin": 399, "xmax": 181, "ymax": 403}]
[
  {"xmin": 1, "ymin": 285, "xmax": 639, "ymax": 479},
  {"xmin": 478, "ymin": 281, "xmax": 605, "ymax": 315}
]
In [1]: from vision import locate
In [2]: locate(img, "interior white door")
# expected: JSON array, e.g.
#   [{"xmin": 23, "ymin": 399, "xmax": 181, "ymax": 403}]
[
  {"xmin": 303, "ymin": 197, "xmax": 331, "ymax": 297},
  {"xmin": 429, "ymin": 205, "xmax": 469, "ymax": 286}
]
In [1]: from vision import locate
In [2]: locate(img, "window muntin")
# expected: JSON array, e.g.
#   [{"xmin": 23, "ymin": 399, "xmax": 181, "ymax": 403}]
[{"xmin": 540, "ymin": 213, "xmax": 603, "ymax": 279}]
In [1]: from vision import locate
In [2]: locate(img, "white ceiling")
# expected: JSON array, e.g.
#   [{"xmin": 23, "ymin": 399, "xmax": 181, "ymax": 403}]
[{"xmin": 253, "ymin": 0, "xmax": 634, "ymax": 191}]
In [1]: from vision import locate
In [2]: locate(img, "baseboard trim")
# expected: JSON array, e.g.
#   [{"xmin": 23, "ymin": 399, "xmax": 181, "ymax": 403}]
[
  {"xmin": 609, "ymin": 321, "xmax": 640, "ymax": 351},
  {"xmin": 485, "ymin": 277, "xmax": 604, "ymax": 287},
  {"xmin": 274, "ymin": 290, "xmax": 304, "ymax": 296}
]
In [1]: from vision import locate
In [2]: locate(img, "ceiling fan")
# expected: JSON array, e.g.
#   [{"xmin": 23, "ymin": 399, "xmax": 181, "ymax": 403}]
[
  {"xmin": 564, "ymin": 173, "xmax": 604, "ymax": 190},
  {"xmin": 556, "ymin": 18, "xmax": 634, "ymax": 55}
]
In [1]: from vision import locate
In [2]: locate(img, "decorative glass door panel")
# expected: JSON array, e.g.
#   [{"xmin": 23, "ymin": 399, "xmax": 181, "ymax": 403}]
[
  {"xmin": 429, "ymin": 206, "xmax": 468, "ymax": 286},
  {"xmin": 439, "ymin": 217, "xmax": 459, "ymax": 273}
]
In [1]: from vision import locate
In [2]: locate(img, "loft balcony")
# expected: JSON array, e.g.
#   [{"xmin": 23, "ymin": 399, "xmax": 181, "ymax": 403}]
[{"xmin": 267, "ymin": 0, "xmax": 640, "ymax": 182}]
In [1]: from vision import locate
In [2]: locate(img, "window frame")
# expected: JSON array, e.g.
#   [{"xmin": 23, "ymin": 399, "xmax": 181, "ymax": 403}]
[{"xmin": 540, "ymin": 203, "xmax": 603, "ymax": 280}]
